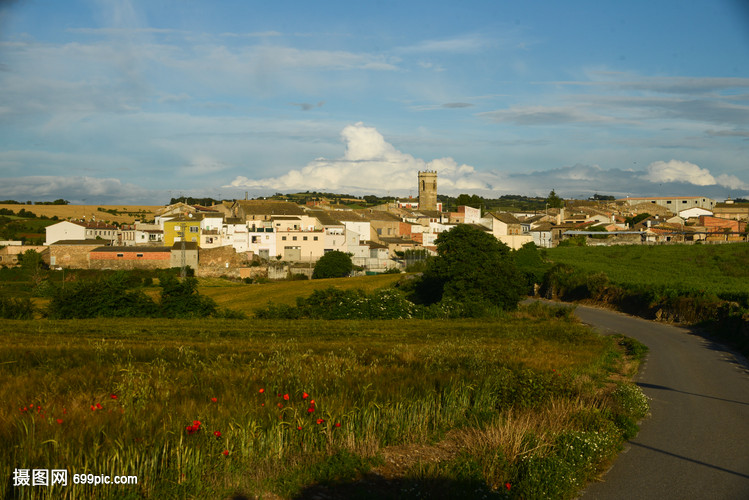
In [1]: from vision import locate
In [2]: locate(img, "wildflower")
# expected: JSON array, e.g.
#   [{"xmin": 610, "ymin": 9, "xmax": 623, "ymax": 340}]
[
  {"xmin": 283, "ymin": 394, "xmax": 289, "ymax": 401},
  {"xmin": 222, "ymin": 450, "xmax": 229, "ymax": 456},
  {"xmin": 213, "ymin": 431, "xmax": 221, "ymax": 438},
  {"xmin": 277, "ymin": 402, "xmax": 284, "ymax": 409},
  {"xmin": 335, "ymin": 423, "xmax": 341, "ymax": 428},
  {"xmin": 307, "ymin": 407, "xmax": 315, "ymax": 413},
  {"xmin": 309, "ymin": 399, "xmax": 315, "ymax": 405},
  {"xmin": 186, "ymin": 425, "xmax": 197, "ymax": 435},
  {"xmin": 90, "ymin": 405, "xmax": 96, "ymax": 411},
  {"xmin": 505, "ymin": 482, "xmax": 511, "ymax": 491},
  {"xmin": 211, "ymin": 397, "xmax": 218, "ymax": 403},
  {"xmin": 316, "ymin": 418, "xmax": 325, "ymax": 425},
  {"xmin": 302, "ymin": 392, "xmax": 309, "ymax": 400},
  {"xmin": 259, "ymin": 388, "xmax": 265, "ymax": 394},
  {"xmin": 62, "ymin": 408, "xmax": 67, "ymax": 414},
  {"xmin": 261, "ymin": 403, "xmax": 265, "ymax": 407},
  {"xmin": 56, "ymin": 419, "xmax": 63, "ymax": 425},
  {"xmin": 297, "ymin": 426, "xmax": 302, "ymax": 430},
  {"xmin": 110, "ymin": 394, "xmax": 118, "ymax": 399},
  {"xmin": 95, "ymin": 403, "xmax": 102, "ymax": 410},
  {"xmin": 192, "ymin": 420, "xmax": 201, "ymax": 428}
]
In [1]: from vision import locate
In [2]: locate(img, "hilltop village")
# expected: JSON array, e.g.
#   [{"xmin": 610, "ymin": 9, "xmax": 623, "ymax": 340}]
[{"xmin": 1, "ymin": 171, "xmax": 747, "ymax": 278}]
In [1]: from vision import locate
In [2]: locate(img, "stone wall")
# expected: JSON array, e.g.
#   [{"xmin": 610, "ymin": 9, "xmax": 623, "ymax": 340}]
[
  {"xmin": 196, "ymin": 246, "xmax": 254, "ymax": 278},
  {"xmin": 48, "ymin": 244, "xmax": 99, "ymax": 269}
]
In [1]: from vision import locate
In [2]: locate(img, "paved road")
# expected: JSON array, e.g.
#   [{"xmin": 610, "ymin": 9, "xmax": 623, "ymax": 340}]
[{"xmin": 573, "ymin": 304, "xmax": 749, "ymax": 500}]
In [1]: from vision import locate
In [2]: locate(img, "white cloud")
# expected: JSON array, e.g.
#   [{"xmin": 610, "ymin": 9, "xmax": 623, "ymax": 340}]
[
  {"xmin": 643, "ymin": 160, "xmax": 717, "ymax": 186},
  {"xmin": 226, "ymin": 123, "xmax": 489, "ymax": 194}
]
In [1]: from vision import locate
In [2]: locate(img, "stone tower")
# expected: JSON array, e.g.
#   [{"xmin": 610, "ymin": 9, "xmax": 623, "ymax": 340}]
[{"xmin": 418, "ymin": 170, "xmax": 438, "ymax": 211}]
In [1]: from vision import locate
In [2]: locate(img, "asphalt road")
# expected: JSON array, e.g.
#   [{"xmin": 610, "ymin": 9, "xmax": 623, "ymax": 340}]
[{"xmin": 572, "ymin": 304, "xmax": 749, "ymax": 500}]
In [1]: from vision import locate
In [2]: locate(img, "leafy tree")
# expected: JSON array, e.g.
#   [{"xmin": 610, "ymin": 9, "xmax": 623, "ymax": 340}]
[
  {"xmin": 546, "ymin": 190, "xmax": 563, "ymax": 209},
  {"xmin": 158, "ymin": 274, "xmax": 217, "ymax": 318},
  {"xmin": 312, "ymin": 251, "xmax": 353, "ymax": 279},
  {"xmin": 415, "ymin": 224, "xmax": 525, "ymax": 311},
  {"xmin": 456, "ymin": 193, "xmax": 484, "ymax": 211}
]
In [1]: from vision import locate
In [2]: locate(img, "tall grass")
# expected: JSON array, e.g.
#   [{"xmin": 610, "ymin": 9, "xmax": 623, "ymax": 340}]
[{"xmin": 1, "ymin": 306, "xmax": 646, "ymax": 499}]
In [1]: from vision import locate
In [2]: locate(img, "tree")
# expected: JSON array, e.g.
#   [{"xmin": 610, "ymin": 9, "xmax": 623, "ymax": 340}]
[
  {"xmin": 312, "ymin": 251, "xmax": 353, "ymax": 279},
  {"xmin": 415, "ymin": 224, "xmax": 525, "ymax": 311},
  {"xmin": 546, "ymin": 190, "xmax": 563, "ymax": 209}
]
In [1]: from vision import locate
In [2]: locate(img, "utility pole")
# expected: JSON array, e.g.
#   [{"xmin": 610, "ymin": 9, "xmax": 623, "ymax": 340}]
[{"xmin": 180, "ymin": 226, "xmax": 186, "ymax": 279}]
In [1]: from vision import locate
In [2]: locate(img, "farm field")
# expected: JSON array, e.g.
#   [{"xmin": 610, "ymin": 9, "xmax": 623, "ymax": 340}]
[
  {"xmin": 197, "ymin": 273, "xmax": 405, "ymax": 310},
  {"xmin": 545, "ymin": 243, "xmax": 749, "ymax": 299},
  {"xmin": 0, "ymin": 204, "xmax": 163, "ymax": 224},
  {"xmin": 0, "ymin": 307, "xmax": 647, "ymax": 499}
]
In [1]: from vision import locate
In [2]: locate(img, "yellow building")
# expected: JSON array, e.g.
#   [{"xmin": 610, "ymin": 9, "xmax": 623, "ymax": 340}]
[{"xmin": 163, "ymin": 218, "xmax": 201, "ymax": 247}]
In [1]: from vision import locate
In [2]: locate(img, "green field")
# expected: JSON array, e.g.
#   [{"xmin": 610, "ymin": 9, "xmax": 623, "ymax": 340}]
[
  {"xmin": 197, "ymin": 273, "xmax": 404, "ymax": 309},
  {"xmin": 0, "ymin": 306, "xmax": 647, "ymax": 499},
  {"xmin": 545, "ymin": 243, "xmax": 749, "ymax": 299}
]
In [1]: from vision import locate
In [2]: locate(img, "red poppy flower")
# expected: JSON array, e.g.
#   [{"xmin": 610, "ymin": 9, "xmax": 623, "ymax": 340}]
[
  {"xmin": 29, "ymin": 404, "xmax": 34, "ymax": 408},
  {"xmin": 505, "ymin": 482, "xmax": 511, "ymax": 491},
  {"xmin": 213, "ymin": 431, "xmax": 221, "ymax": 438},
  {"xmin": 62, "ymin": 408, "xmax": 67, "ymax": 414},
  {"xmin": 307, "ymin": 407, "xmax": 315, "ymax": 413},
  {"xmin": 335, "ymin": 422, "xmax": 341, "ymax": 428},
  {"xmin": 259, "ymin": 388, "xmax": 265, "ymax": 393},
  {"xmin": 277, "ymin": 402, "xmax": 284, "ymax": 409},
  {"xmin": 302, "ymin": 392, "xmax": 309, "ymax": 399},
  {"xmin": 186, "ymin": 425, "xmax": 196, "ymax": 434},
  {"xmin": 261, "ymin": 403, "xmax": 265, "ymax": 407},
  {"xmin": 211, "ymin": 397, "xmax": 218, "ymax": 403},
  {"xmin": 110, "ymin": 394, "xmax": 118, "ymax": 399},
  {"xmin": 222, "ymin": 450, "xmax": 229, "ymax": 456},
  {"xmin": 277, "ymin": 393, "xmax": 282, "ymax": 397},
  {"xmin": 297, "ymin": 426, "xmax": 302, "ymax": 430},
  {"xmin": 309, "ymin": 399, "xmax": 315, "ymax": 405},
  {"xmin": 90, "ymin": 405, "xmax": 96, "ymax": 411},
  {"xmin": 316, "ymin": 418, "xmax": 325, "ymax": 425},
  {"xmin": 193, "ymin": 420, "xmax": 201, "ymax": 427},
  {"xmin": 95, "ymin": 403, "xmax": 102, "ymax": 410},
  {"xmin": 56, "ymin": 419, "xmax": 63, "ymax": 424},
  {"xmin": 283, "ymin": 394, "xmax": 289, "ymax": 401}
]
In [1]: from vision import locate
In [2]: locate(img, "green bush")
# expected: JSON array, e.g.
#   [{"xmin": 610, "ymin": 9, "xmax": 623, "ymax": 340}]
[
  {"xmin": 158, "ymin": 275, "xmax": 217, "ymax": 318},
  {"xmin": 312, "ymin": 251, "xmax": 353, "ymax": 279},
  {"xmin": 0, "ymin": 295, "xmax": 35, "ymax": 319}
]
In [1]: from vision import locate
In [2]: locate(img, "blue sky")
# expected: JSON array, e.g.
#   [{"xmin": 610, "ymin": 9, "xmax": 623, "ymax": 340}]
[{"xmin": 1, "ymin": 0, "xmax": 748, "ymax": 204}]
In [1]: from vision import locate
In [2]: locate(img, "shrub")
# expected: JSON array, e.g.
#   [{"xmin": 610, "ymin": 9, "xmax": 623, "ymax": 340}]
[
  {"xmin": 158, "ymin": 275, "xmax": 217, "ymax": 318},
  {"xmin": 0, "ymin": 296, "xmax": 35, "ymax": 319},
  {"xmin": 312, "ymin": 251, "xmax": 353, "ymax": 279}
]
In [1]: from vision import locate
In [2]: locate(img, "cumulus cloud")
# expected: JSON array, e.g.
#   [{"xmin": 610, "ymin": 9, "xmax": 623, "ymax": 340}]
[
  {"xmin": 226, "ymin": 123, "xmax": 490, "ymax": 194},
  {"xmin": 640, "ymin": 159, "xmax": 748, "ymax": 189}
]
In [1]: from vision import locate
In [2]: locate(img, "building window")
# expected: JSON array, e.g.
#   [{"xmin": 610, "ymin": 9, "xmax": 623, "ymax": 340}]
[
  {"xmin": 189, "ymin": 226, "xmax": 199, "ymax": 233},
  {"xmin": 303, "ymin": 236, "xmax": 308, "ymax": 241},
  {"xmin": 282, "ymin": 236, "xmax": 287, "ymax": 241},
  {"xmin": 116, "ymin": 253, "xmax": 124, "ymax": 257},
  {"xmin": 313, "ymin": 236, "xmax": 318, "ymax": 241},
  {"xmin": 136, "ymin": 253, "xmax": 143, "ymax": 257},
  {"xmin": 292, "ymin": 236, "xmax": 297, "ymax": 241}
]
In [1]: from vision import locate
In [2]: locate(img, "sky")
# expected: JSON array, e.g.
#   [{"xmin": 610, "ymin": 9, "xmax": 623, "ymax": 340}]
[{"xmin": 1, "ymin": 0, "xmax": 749, "ymax": 205}]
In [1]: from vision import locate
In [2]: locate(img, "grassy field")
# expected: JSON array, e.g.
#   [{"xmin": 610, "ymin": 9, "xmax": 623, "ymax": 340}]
[
  {"xmin": 545, "ymin": 243, "xmax": 749, "ymax": 299},
  {"xmin": 197, "ymin": 274, "xmax": 405, "ymax": 310},
  {"xmin": 0, "ymin": 306, "xmax": 647, "ymax": 499}
]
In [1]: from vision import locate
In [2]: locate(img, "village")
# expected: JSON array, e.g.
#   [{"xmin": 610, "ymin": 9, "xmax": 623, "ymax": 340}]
[{"xmin": 0, "ymin": 171, "xmax": 747, "ymax": 279}]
